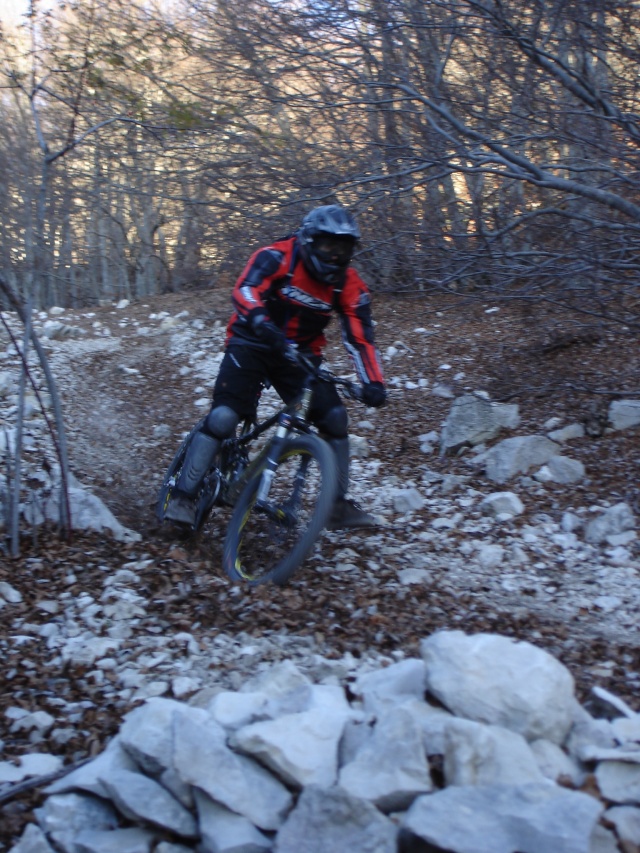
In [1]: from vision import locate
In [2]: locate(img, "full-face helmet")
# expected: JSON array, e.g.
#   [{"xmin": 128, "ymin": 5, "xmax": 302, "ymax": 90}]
[{"xmin": 297, "ymin": 204, "xmax": 360, "ymax": 284}]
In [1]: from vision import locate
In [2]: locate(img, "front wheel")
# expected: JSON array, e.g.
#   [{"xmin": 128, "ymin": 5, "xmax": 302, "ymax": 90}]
[{"xmin": 222, "ymin": 434, "xmax": 338, "ymax": 585}]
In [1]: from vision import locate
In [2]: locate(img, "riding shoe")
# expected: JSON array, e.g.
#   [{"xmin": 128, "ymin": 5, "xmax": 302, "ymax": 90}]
[
  {"xmin": 164, "ymin": 493, "xmax": 197, "ymax": 527},
  {"xmin": 327, "ymin": 498, "xmax": 378, "ymax": 530}
]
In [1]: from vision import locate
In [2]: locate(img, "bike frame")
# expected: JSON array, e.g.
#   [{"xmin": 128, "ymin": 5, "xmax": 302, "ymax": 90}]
[
  {"xmin": 218, "ymin": 376, "xmax": 316, "ymax": 509},
  {"xmin": 190, "ymin": 350, "xmax": 361, "ymax": 526}
]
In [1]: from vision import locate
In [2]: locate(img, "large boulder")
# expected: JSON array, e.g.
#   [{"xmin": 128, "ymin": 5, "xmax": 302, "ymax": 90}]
[
  {"xmin": 420, "ymin": 631, "xmax": 576, "ymax": 744},
  {"xmin": 440, "ymin": 394, "xmax": 520, "ymax": 453}
]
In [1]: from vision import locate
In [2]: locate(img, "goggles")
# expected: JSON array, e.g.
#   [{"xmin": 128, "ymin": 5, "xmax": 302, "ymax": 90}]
[{"xmin": 312, "ymin": 235, "xmax": 356, "ymax": 266}]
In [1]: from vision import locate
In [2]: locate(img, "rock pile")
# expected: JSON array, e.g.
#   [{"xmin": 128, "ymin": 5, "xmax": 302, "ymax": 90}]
[{"xmin": 7, "ymin": 630, "xmax": 640, "ymax": 853}]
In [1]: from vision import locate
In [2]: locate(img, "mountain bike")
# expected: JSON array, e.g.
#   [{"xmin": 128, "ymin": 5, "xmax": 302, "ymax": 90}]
[{"xmin": 156, "ymin": 349, "xmax": 363, "ymax": 586}]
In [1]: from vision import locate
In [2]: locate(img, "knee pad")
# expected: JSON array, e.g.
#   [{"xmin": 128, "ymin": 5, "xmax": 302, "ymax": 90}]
[
  {"xmin": 205, "ymin": 405, "xmax": 240, "ymax": 439},
  {"xmin": 316, "ymin": 404, "xmax": 348, "ymax": 438}
]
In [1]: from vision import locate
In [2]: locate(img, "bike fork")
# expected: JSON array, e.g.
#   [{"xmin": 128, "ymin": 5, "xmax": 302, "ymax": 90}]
[{"xmin": 255, "ymin": 414, "xmax": 291, "ymax": 506}]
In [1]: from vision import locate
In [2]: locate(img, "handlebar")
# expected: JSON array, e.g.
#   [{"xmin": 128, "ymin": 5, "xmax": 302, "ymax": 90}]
[{"xmin": 284, "ymin": 344, "xmax": 364, "ymax": 402}]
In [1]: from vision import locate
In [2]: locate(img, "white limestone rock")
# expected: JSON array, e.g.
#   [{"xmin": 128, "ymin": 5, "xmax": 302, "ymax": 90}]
[
  {"xmin": 548, "ymin": 423, "xmax": 585, "ymax": 442},
  {"xmin": 172, "ymin": 711, "xmax": 293, "ymax": 831},
  {"xmin": 609, "ymin": 399, "xmax": 640, "ymax": 431},
  {"xmin": 98, "ymin": 769, "xmax": 198, "ymax": 838},
  {"xmin": 482, "ymin": 435, "xmax": 561, "ymax": 483},
  {"xmin": 338, "ymin": 707, "xmax": 433, "ymax": 812},
  {"xmin": 6, "ymin": 823, "xmax": 56, "ymax": 853},
  {"xmin": 274, "ymin": 785, "xmax": 397, "ymax": 853},
  {"xmin": 604, "ymin": 805, "xmax": 640, "ymax": 846},
  {"xmin": 0, "ymin": 581, "xmax": 23, "ymax": 603},
  {"xmin": 529, "ymin": 738, "xmax": 584, "ymax": 786},
  {"xmin": 351, "ymin": 657, "xmax": 427, "ymax": 715},
  {"xmin": 34, "ymin": 792, "xmax": 119, "ymax": 851},
  {"xmin": 119, "ymin": 697, "xmax": 212, "ymax": 775},
  {"xmin": 535, "ymin": 456, "xmax": 586, "ymax": 484},
  {"xmin": 24, "ymin": 485, "xmax": 141, "ymax": 542},
  {"xmin": 584, "ymin": 502, "xmax": 635, "ymax": 545},
  {"xmin": 0, "ymin": 753, "xmax": 63, "ymax": 785},
  {"xmin": 480, "ymin": 492, "xmax": 524, "ymax": 517},
  {"xmin": 230, "ymin": 707, "xmax": 349, "ymax": 788},
  {"xmin": 420, "ymin": 631, "xmax": 576, "ymax": 744},
  {"xmin": 194, "ymin": 789, "xmax": 271, "ymax": 853},
  {"xmin": 440, "ymin": 394, "xmax": 520, "ymax": 453},
  {"xmin": 596, "ymin": 761, "xmax": 640, "ymax": 804},
  {"xmin": 238, "ymin": 661, "xmax": 313, "ymax": 718},
  {"xmin": 73, "ymin": 827, "xmax": 157, "ymax": 853},
  {"xmin": 389, "ymin": 487, "xmax": 425, "ymax": 513},
  {"xmin": 207, "ymin": 691, "xmax": 270, "ymax": 730},
  {"xmin": 402, "ymin": 783, "xmax": 603, "ymax": 853},
  {"xmin": 443, "ymin": 718, "xmax": 546, "ymax": 786}
]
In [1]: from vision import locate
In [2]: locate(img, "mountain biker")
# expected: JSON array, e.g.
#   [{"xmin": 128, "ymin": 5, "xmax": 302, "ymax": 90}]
[{"xmin": 164, "ymin": 203, "xmax": 387, "ymax": 529}]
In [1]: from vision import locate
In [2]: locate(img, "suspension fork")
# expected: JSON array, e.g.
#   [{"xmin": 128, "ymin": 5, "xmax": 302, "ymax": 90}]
[
  {"xmin": 255, "ymin": 386, "xmax": 313, "ymax": 506},
  {"xmin": 255, "ymin": 412, "xmax": 293, "ymax": 505}
]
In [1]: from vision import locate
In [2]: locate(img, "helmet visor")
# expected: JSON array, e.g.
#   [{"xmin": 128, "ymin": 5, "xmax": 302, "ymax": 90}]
[{"xmin": 312, "ymin": 235, "xmax": 356, "ymax": 267}]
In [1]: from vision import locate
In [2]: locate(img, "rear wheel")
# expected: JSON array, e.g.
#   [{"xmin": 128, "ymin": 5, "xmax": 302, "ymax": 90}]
[{"xmin": 222, "ymin": 434, "xmax": 337, "ymax": 585}]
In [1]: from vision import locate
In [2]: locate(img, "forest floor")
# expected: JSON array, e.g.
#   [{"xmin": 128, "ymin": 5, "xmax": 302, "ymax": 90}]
[{"xmin": 1, "ymin": 285, "xmax": 639, "ymax": 847}]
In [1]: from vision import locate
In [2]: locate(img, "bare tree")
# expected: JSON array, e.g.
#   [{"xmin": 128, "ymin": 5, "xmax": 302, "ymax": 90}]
[{"xmin": 1, "ymin": 0, "xmax": 639, "ymax": 330}]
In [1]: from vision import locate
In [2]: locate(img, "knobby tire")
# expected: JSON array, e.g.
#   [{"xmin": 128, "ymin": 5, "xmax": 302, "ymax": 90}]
[{"xmin": 222, "ymin": 433, "xmax": 337, "ymax": 586}]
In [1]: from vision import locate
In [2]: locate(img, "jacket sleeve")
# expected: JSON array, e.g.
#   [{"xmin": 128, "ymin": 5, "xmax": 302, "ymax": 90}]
[
  {"xmin": 337, "ymin": 272, "xmax": 385, "ymax": 386},
  {"xmin": 231, "ymin": 247, "xmax": 286, "ymax": 326}
]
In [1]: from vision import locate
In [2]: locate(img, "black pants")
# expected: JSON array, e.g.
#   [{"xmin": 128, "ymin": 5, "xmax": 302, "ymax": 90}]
[{"xmin": 210, "ymin": 344, "xmax": 347, "ymax": 437}]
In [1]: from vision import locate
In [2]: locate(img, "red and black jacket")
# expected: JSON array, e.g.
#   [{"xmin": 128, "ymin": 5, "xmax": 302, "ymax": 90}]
[{"xmin": 226, "ymin": 236, "xmax": 385, "ymax": 386}]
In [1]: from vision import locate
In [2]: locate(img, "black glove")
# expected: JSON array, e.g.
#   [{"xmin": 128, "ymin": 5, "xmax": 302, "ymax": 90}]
[
  {"xmin": 252, "ymin": 315, "xmax": 288, "ymax": 354},
  {"xmin": 361, "ymin": 382, "xmax": 387, "ymax": 408}
]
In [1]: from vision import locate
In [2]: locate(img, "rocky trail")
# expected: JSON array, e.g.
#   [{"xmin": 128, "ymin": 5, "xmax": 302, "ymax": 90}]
[{"xmin": 1, "ymin": 287, "xmax": 639, "ymax": 848}]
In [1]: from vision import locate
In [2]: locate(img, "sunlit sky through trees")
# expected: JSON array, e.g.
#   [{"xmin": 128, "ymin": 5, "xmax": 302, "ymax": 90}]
[{"xmin": 0, "ymin": 0, "xmax": 30, "ymax": 26}]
